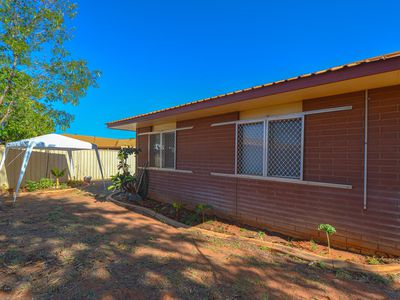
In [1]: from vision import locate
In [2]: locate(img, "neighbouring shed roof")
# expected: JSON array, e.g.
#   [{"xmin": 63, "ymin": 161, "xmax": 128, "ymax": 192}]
[
  {"xmin": 107, "ymin": 51, "xmax": 400, "ymax": 130},
  {"xmin": 6, "ymin": 133, "xmax": 96, "ymax": 150},
  {"xmin": 62, "ymin": 134, "xmax": 135, "ymax": 149}
]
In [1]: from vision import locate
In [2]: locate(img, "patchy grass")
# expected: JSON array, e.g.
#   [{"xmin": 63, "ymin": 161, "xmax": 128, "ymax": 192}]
[
  {"xmin": 367, "ymin": 256, "xmax": 383, "ymax": 265},
  {"xmin": 259, "ymin": 245, "xmax": 271, "ymax": 251},
  {"xmin": 335, "ymin": 269, "xmax": 353, "ymax": 280}
]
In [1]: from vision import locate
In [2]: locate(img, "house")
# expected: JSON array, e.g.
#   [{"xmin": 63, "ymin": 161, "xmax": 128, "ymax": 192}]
[
  {"xmin": 62, "ymin": 134, "xmax": 135, "ymax": 150},
  {"xmin": 107, "ymin": 52, "xmax": 400, "ymax": 256}
]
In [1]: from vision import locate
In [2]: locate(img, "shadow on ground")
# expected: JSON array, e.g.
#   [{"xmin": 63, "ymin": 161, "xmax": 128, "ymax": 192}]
[{"xmin": 0, "ymin": 189, "xmax": 398, "ymax": 299}]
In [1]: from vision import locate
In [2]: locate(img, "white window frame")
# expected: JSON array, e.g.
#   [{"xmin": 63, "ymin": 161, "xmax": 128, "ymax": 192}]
[
  {"xmin": 148, "ymin": 130, "xmax": 176, "ymax": 170},
  {"xmin": 236, "ymin": 116, "xmax": 304, "ymax": 180},
  {"xmin": 141, "ymin": 126, "xmax": 194, "ymax": 173},
  {"xmin": 211, "ymin": 105, "xmax": 353, "ymax": 189}
]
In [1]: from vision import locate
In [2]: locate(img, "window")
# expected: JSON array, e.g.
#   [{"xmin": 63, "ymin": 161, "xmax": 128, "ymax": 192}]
[
  {"xmin": 161, "ymin": 132, "xmax": 175, "ymax": 168},
  {"xmin": 149, "ymin": 132, "xmax": 176, "ymax": 169},
  {"xmin": 149, "ymin": 134, "xmax": 161, "ymax": 168},
  {"xmin": 237, "ymin": 117, "xmax": 303, "ymax": 179},
  {"xmin": 267, "ymin": 118, "xmax": 302, "ymax": 178},
  {"xmin": 237, "ymin": 122, "xmax": 264, "ymax": 176}
]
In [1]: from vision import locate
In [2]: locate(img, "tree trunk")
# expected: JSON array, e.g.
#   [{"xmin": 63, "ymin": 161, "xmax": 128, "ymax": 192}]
[{"xmin": 326, "ymin": 232, "xmax": 331, "ymax": 254}]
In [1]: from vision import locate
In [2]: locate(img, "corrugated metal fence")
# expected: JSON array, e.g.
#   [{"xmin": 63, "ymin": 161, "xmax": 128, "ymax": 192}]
[{"xmin": 0, "ymin": 146, "xmax": 136, "ymax": 188}]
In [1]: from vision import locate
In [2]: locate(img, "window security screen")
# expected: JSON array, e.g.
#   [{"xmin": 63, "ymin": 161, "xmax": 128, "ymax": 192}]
[
  {"xmin": 237, "ymin": 122, "xmax": 264, "ymax": 176},
  {"xmin": 267, "ymin": 118, "xmax": 302, "ymax": 179}
]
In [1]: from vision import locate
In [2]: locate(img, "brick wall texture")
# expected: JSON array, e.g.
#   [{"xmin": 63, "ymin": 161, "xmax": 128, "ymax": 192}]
[{"xmin": 136, "ymin": 85, "xmax": 400, "ymax": 256}]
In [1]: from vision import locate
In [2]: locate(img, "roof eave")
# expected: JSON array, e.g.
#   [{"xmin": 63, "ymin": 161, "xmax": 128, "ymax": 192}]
[{"xmin": 107, "ymin": 55, "xmax": 400, "ymax": 129}]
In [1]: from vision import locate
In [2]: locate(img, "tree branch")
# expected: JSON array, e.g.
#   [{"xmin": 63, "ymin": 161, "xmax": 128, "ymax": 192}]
[
  {"xmin": 0, "ymin": 99, "xmax": 15, "ymax": 125},
  {"xmin": 0, "ymin": 55, "xmax": 18, "ymax": 106}
]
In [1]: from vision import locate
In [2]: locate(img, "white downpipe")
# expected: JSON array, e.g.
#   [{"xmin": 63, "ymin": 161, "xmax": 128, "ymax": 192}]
[{"xmin": 364, "ymin": 90, "xmax": 369, "ymax": 210}]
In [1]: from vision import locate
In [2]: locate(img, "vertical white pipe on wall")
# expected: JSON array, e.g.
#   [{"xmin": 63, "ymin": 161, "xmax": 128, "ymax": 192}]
[{"xmin": 364, "ymin": 90, "xmax": 369, "ymax": 210}]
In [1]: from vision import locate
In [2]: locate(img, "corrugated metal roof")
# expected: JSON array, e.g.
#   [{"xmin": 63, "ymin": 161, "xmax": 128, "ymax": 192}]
[{"xmin": 107, "ymin": 51, "xmax": 400, "ymax": 126}]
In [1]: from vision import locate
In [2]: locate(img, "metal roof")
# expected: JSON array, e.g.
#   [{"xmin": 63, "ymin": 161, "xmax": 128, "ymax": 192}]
[{"xmin": 107, "ymin": 51, "xmax": 400, "ymax": 127}]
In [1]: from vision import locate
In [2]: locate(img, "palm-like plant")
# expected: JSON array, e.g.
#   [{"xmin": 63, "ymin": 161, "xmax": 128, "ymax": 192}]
[
  {"xmin": 318, "ymin": 224, "xmax": 336, "ymax": 254},
  {"xmin": 51, "ymin": 167, "xmax": 66, "ymax": 189},
  {"xmin": 195, "ymin": 204, "xmax": 213, "ymax": 223}
]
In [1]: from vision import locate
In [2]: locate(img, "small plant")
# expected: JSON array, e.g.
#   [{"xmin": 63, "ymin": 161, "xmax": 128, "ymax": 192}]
[
  {"xmin": 108, "ymin": 173, "xmax": 136, "ymax": 193},
  {"xmin": 257, "ymin": 231, "xmax": 266, "ymax": 240},
  {"xmin": 335, "ymin": 269, "xmax": 352, "ymax": 280},
  {"xmin": 59, "ymin": 183, "xmax": 68, "ymax": 189},
  {"xmin": 195, "ymin": 203, "xmax": 213, "ymax": 223},
  {"xmin": 0, "ymin": 184, "xmax": 8, "ymax": 192},
  {"xmin": 366, "ymin": 256, "xmax": 381, "ymax": 265},
  {"xmin": 182, "ymin": 213, "xmax": 199, "ymax": 226},
  {"xmin": 109, "ymin": 147, "xmax": 140, "ymax": 194},
  {"xmin": 317, "ymin": 223, "xmax": 336, "ymax": 254},
  {"xmin": 310, "ymin": 239, "xmax": 318, "ymax": 251},
  {"xmin": 67, "ymin": 179, "xmax": 84, "ymax": 188},
  {"xmin": 38, "ymin": 178, "xmax": 54, "ymax": 190},
  {"xmin": 315, "ymin": 261, "xmax": 327, "ymax": 269},
  {"xmin": 172, "ymin": 201, "xmax": 184, "ymax": 219},
  {"xmin": 259, "ymin": 245, "xmax": 270, "ymax": 251},
  {"xmin": 25, "ymin": 180, "xmax": 39, "ymax": 192},
  {"xmin": 51, "ymin": 168, "xmax": 66, "ymax": 189}
]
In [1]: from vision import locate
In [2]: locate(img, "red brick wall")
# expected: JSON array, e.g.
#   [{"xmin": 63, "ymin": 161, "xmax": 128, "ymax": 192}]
[
  {"xmin": 138, "ymin": 113, "xmax": 239, "ymax": 217},
  {"xmin": 137, "ymin": 85, "xmax": 400, "ymax": 256}
]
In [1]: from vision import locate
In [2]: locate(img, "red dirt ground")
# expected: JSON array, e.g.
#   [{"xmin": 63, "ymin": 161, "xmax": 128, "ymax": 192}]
[
  {"xmin": 197, "ymin": 220, "xmax": 400, "ymax": 265},
  {"xmin": 0, "ymin": 189, "xmax": 398, "ymax": 299},
  {"xmin": 115, "ymin": 193, "xmax": 399, "ymax": 266}
]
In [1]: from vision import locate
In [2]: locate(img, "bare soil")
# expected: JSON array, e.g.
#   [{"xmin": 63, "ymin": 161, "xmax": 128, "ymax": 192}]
[
  {"xmin": 115, "ymin": 194, "xmax": 399, "ymax": 266},
  {"xmin": 0, "ymin": 189, "xmax": 398, "ymax": 299}
]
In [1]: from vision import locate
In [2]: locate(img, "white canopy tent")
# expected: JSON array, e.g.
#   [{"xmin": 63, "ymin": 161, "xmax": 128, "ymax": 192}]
[{"xmin": 0, "ymin": 133, "xmax": 106, "ymax": 202}]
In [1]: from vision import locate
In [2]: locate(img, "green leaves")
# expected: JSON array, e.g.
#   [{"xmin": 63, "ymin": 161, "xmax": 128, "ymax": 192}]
[
  {"xmin": 0, "ymin": 0, "xmax": 100, "ymax": 139},
  {"xmin": 50, "ymin": 167, "xmax": 66, "ymax": 178},
  {"xmin": 318, "ymin": 223, "xmax": 336, "ymax": 254},
  {"xmin": 172, "ymin": 201, "xmax": 184, "ymax": 219},
  {"xmin": 109, "ymin": 148, "xmax": 140, "ymax": 194},
  {"xmin": 317, "ymin": 224, "xmax": 336, "ymax": 236}
]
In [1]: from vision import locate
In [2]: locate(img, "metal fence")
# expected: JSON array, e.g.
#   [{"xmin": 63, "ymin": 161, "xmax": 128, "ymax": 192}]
[{"xmin": 0, "ymin": 146, "xmax": 136, "ymax": 188}]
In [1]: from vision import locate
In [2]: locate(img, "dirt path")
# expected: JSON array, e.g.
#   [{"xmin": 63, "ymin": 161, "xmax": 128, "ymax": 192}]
[{"xmin": 0, "ymin": 190, "xmax": 398, "ymax": 299}]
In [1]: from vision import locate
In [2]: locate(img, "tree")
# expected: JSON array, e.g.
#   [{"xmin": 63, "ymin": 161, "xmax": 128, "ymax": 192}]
[
  {"xmin": 0, "ymin": 0, "xmax": 100, "ymax": 139},
  {"xmin": 0, "ymin": 97, "xmax": 56, "ymax": 142}
]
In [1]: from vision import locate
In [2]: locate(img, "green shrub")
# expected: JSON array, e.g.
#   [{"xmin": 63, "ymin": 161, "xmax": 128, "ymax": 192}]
[
  {"xmin": 195, "ymin": 203, "xmax": 213, "ymax": 223},
  {"xmin": 25, "ymin": 180, "xmax": 39, "ymax": 192},
  {"xmin": 67, "ymin": 179, "xmax": 84, "ymax": 188},
  {"xmin": 310, "ymin": 239, "xmax": 318, "ymax": 251},
  {"xmin": 366, "ymin": 256, "xmax": 382, "ymax": 265},
  {"xmin": 59, "ymin": 183, "xmax": 68, "ymax": 189},
  {"xmin": 257, "ymin": 231, "xmax": 266, "ymax": 240},
  {"xmin": 182, "ymin": 213, "xmax": 199, "ymax": 226},
  {"xmin": 38, "ymin": 178, "xmax": 54, "ymax": 190},
  {"xmin": 109, "ymin": 147, "xmax": 140, "ymax": 194}
]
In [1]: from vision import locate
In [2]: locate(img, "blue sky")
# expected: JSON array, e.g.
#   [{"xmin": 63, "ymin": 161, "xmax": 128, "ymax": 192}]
[{"xmin": 60, "ymin": 0, "xmax": 400, "ymax": 138}]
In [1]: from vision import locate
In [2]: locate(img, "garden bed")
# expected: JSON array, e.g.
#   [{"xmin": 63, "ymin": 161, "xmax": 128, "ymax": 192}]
[
  {"xmin": 112, "ymin": 193, "xmax": 400, "ymax": 267},
  {"xmin": 0, "ymin": 179, "xmax": 87, "ymax": 198}
]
